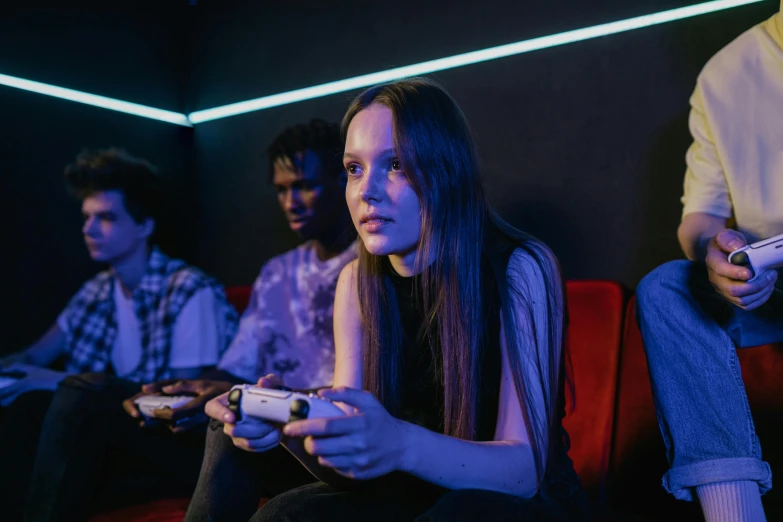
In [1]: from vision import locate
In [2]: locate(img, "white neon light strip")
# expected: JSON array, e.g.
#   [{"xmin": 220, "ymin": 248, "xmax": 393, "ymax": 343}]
[
  {"xmin": 0, "ymin": 0, "xmax": 767, "ymax": 126},
  {"xmin": 0, "ymin": 73, "xmax": 192, "ymax": 127},
  {"xmin": 189, "ymin": 0, "xmax": 766, "ymax": 124}
]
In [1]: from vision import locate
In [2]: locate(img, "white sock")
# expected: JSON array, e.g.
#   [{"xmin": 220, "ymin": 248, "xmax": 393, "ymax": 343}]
[{"xmin": 696, "ymin": 481, "xmax": 766, "ymax": 522}]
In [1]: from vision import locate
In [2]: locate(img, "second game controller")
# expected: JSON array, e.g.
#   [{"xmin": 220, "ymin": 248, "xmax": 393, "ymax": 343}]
[
  {"xmin": 728, "ymin": 232, "xmax": 783, "ymax": 281},
  {"xmin": 133, "ymin": 395, "xmax": 193, "ymax": 419}
]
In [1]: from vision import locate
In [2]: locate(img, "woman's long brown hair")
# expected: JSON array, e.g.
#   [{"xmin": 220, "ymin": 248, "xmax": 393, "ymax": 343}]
[{"xmin": 342, "ymin": 78, "xmax": 566, "ymax": 485}]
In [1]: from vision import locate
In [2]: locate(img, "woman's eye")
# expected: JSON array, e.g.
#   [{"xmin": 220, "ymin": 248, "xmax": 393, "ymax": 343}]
[
  {"xmin": 391, "ymin": 159, "xmax": 402, "ymax": 171},
  {"xmin": 345, "ymin": 164, "xmax": 361, "ymax": 176}
]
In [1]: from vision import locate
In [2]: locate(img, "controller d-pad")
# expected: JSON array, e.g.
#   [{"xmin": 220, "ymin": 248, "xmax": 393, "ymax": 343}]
[
  {"xmin": 227, "ymin": 389, "xmax": 242, "ymax": 421},
  {"xmin": 730, "ymin": 251, "xmax": 750, "ymax": 266},
  {"xmin": 289, "ymin": 399, "xmax": 310, "ymax": 422}
]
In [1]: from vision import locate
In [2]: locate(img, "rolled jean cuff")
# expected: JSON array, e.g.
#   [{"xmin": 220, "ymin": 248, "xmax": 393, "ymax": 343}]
[{"xmin": 663, "ymin": 458, "xmax": 772, "ymax": 501}]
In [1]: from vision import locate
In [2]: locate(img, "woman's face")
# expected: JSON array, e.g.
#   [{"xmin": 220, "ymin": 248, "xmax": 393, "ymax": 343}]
[{"xmin": 343, "ymin": 103, "xmax": 423, "ymax": 274}]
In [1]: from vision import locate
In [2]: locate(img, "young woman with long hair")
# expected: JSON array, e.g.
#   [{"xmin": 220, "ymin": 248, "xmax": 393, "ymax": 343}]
[{"xmin": 204, "ymin": 78, "xmax": 588, "ymax": 521}]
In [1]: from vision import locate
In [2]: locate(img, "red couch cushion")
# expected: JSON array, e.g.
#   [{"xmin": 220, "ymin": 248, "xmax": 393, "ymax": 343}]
[
  {"xmin": 610, "ymin": 296, "xmax": 703, "ymax": 519},
  {"xmin": 562, "ymin": 280, "xmax": 625, "ymax": 500},
  {"xmin": 89, "ymin": 497, "xmax": 190, "ymax": 522},
  {"xmin": 225, "ymin": 285, "xmax": 252, "ymax": 315}
]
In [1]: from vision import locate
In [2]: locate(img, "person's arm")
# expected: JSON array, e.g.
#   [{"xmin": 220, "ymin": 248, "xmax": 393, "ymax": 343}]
[
  {"xmin": 371, "ymin": 250, "xmax": 545, "ymax": 496},
  {"xmin": 214, "ymin": 264, "xmax": 275, "ymax": 385},
  {"xmin": 382, "ymin": 329, "xmax": 538, "ymax": 496},
  {"xmin": 677, "ymin": 212, "xmax": 728, "ymax": 262},
  {"xmin": 0, "ymin": 363, "xmax": 68, "ymax": 407},
  {"xmin": 678, "ymin": 81, "xmax": 732, "ymax": 262},
  {"xmin": 279, "ymin": 261, "xmax": 361, "ymax": 488}
]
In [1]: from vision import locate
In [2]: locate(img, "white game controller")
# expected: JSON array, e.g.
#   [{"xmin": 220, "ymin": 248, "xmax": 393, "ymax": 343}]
[
  {"xmin": 133, "ymin": 395, "xmax": 193, "ymax": 419},
  {"xmin": 728, "ymin": 232, "xmax": 783, "ymax": 281},
  {"xmin": 227, "ymin": 385, "xmax": 345, "ymax": 424}
]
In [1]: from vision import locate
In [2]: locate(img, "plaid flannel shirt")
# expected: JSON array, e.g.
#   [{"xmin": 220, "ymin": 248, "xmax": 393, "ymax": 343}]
[{"xmin": 61, "ymin": 247, "xmax": 238, "ymax": 382}]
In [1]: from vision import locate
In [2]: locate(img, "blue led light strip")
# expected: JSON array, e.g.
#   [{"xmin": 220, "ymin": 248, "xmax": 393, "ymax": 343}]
[
  {"xmin": 189, "ymin": 0, "xmax": 767, "ymax": 124},
  {"xmin": 0, "ymin": 0, "xmax": 767, "ymax": 125},
  {"xmin": 0, "ymin": 73, "xmax": 192, "ymax": 127}
]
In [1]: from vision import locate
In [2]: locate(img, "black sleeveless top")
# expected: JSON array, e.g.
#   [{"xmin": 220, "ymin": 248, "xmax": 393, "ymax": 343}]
[
  {"xmin": 386, "ymin": 246, "xmax": 585, "ymax": 511},
  {"xmin": 390, "ymin": 259, "xmax": 501, "ymax": 441}
]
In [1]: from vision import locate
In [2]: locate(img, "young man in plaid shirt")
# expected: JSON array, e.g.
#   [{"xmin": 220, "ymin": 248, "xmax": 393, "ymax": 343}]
[{"xmin": 0, "ymin": 148, "xmax": 238, "ymax": 520}]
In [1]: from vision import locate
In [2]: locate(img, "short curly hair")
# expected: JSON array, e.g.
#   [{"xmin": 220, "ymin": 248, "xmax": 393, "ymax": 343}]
[
  {"xmin": 266, "ymin": 119, "xmax": 343, "ymax": 182},
  {"xmin": 64, "ymin": 148, "xmax": 163, "ymax": 225}
]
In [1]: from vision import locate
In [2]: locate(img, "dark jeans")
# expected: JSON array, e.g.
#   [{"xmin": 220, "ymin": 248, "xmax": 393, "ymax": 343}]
[
  {"xmin": 2, "ymin": 372, "xmax": 207, "ymax": 522},
  {"xmin": 184, "ymin": 419, "xmax": 316, "ymax": 522},
  {"xmin": 252, "ymin": 481, "xmax": 584, "ymax": 522},
  {"xmin": 0, "ymin": 389, "xmax": 56, "ymax": 522},
  {"xmin": 185, "ymin": 420, "xmax": 587, "ymax": 522}
]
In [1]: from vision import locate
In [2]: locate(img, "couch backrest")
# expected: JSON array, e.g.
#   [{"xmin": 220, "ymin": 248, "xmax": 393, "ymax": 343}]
[
  {"xmin": 225, "ymin": 285, "xmax": 252, "ymax": 315},
  {"xmin": 562, "ymin": 280, "xmax": 625, "ymax": 501}
]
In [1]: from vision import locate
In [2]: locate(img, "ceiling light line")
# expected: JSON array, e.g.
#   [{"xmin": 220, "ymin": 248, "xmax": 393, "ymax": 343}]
[
  {"xmin": 0, "ymin": 73, "xmax": 192, "ymax": 127},
  {"xmin": 188, "ymin": 0, "xmax": 766, "ymax": 124}
]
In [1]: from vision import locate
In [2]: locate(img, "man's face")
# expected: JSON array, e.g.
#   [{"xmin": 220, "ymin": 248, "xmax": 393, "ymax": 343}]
[
  {"xmin": 81, "ymin": 190, "xmax": 152, "ymax": 264},
  {"xmin": 272, "ymin": 149, "xmax": 346, "ymax": 240}
]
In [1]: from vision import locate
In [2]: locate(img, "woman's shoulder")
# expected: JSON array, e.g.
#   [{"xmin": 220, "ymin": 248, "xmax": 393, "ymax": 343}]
[
  {"xmin": 335, "ymin": 259, "xmax": 360, "ymax": 302},
  {"xmin": 337, "ymin": 258, "xmax": 359, "ymax": 283},
  {"xmin": 502, "ymin": 242, "xmax": 562, "ymax": 305}
]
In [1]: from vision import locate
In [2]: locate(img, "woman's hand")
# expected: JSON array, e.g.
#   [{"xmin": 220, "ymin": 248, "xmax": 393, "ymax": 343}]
[
  {"xmin": 204, "ymin": 374, "xmax": 283, "ymax": 453},
  {"xmin": 282, "ymin": 387, "xmax": 411, "ymax": 480}
]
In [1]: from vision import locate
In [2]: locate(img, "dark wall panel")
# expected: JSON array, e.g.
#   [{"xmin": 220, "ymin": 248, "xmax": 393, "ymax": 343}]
[{"xmin": 189, "ymin": 1, "xmax": 778, "ymax": 288}]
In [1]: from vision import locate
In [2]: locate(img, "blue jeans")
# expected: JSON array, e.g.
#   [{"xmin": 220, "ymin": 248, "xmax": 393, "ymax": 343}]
[{"xmin": 636, "ymin": 260, "xmax": 783, "ymax": 501}]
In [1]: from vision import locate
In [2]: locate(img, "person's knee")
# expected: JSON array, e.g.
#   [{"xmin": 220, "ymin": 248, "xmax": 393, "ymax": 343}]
[
  {"xmin": 249, "ymin": 491, "xmax": 308, "ymax": 522},
  {"xmin": 636, "ymin": 260, "xmax": 694, "ymax": 310},
  {"xmin": 47, "ymin": 372, "xmax": 115, "ymax": 419},
  {"xmin": 59, "ymin": 372, "xmax": 110, "ymax": 392}
]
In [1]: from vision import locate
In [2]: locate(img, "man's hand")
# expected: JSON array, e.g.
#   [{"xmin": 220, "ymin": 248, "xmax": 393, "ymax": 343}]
[
  {"xmin": 0, "ymin": 363, "xmax": 66, "ymax": 407},
  {"xmin": 122, "ymin": 379, "xmax": 234, "ymax": 433},
  {"xmin": 705, "ymin": 229, "xmax": 778, "ymax": 310}
]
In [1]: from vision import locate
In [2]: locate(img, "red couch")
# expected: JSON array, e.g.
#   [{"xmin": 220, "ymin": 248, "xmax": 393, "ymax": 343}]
[{"xmin": 89, "ymin": 282, "xmax": 783, "ymax": 521}]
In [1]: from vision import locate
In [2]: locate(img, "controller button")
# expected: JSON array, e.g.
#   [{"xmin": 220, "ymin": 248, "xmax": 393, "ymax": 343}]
[
  {"xmin": 730, "ymin": 251, "xmax": 750, "ymax": 266},
  {"xmin": 289, "ymin": 399, "xmax": 310, "ymax": 422}
]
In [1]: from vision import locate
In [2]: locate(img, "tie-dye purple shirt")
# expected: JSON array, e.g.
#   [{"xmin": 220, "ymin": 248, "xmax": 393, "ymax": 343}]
[{"xmin": 218, "ymin": 241, "xmax": 357, "ymax": 389}]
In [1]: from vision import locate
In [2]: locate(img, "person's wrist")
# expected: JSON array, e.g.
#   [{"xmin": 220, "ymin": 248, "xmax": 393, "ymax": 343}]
[
  {"xmin": 698, "ymin": 233, "xmax": 718, "ymax": 263},
  {"xmin": 49, "ymin": 370, "xmax": 66, "ymax": 386},
  {"xmin": 396, "ymin": 420, "xmax": 418, "ymax": 473}
]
